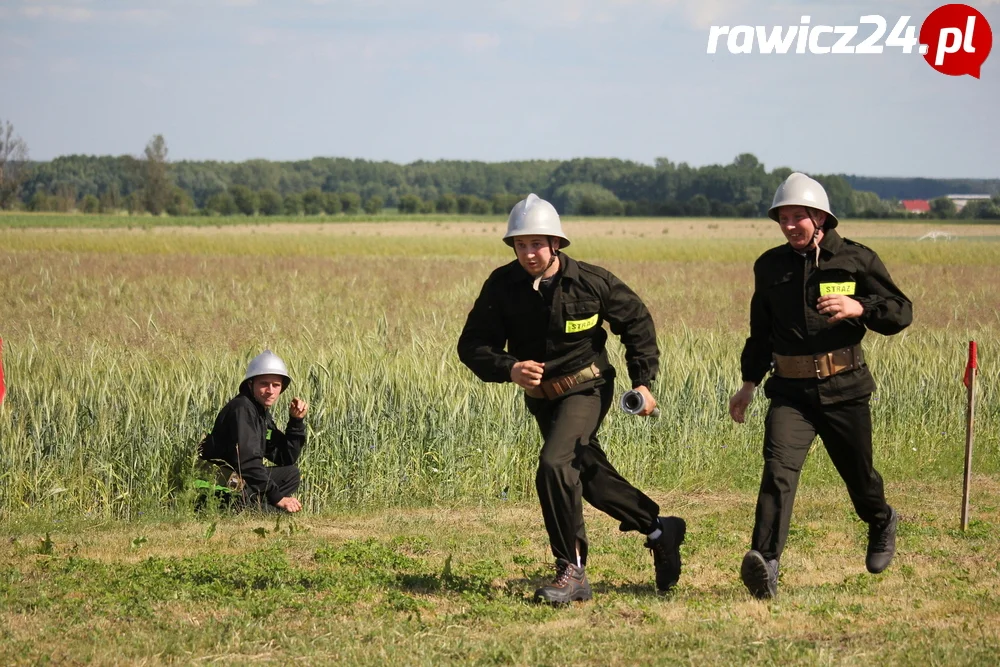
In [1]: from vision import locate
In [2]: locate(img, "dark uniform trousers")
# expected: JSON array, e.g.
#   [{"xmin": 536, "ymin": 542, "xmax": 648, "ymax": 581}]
[
  {"xmin": 528, "ymin": 380, "xmax": 660, "ymax": 565},
  {"xmin": 752, "ymin": 393, "xmax": 891, "ymax": 561},
  {"xmin": 243, "ymin": 465, "xmax": 301, "ymax": 509}
]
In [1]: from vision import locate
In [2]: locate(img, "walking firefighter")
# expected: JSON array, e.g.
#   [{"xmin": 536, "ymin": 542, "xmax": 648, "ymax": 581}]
[
  {"xmin": 728, "ymin": 173, "xmax": 913, "ymax": 599},
  {"xmin": 458, "ymin": 193, "xmax": 687, "ymax": 604}
]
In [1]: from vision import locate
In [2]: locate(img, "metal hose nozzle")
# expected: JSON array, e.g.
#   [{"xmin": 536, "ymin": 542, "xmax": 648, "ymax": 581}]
[{"xmin": 620, "ymin": 390, "xmax": 660, "ymax": 417}]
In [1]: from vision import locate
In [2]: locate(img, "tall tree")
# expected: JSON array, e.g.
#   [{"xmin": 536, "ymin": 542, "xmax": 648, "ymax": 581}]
[
  {"xmin": 142, "ymin": 134, "xmax": 171, "ymax": 215},
  {"xmin": 339, "ymin": 192, "xmax": 361, "ymax": 214},
  {"xmin": 929, "ymin": 196, "xmax": 957, "ymax": 219},
  {"xmin": 302, "ymin": 188, "xmax": 324, "ymax": 215},
  {"xmin": 258, "ymin": 189, "xmax": 283, "ymax": 216},
  {"xmin": 0, "ymin": 119, "xmax": 30, "ymax": 209},
  {"xmin": 229, "ymin": 185, "xmax": 257, "ymax": 216}
]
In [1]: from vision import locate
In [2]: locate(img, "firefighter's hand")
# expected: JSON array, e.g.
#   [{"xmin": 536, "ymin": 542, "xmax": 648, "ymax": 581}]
[
  {"xmin": 276, "ymin": 497, "xmax": 302, "ymax": 513},
  {"xmin": 817, "ymin": 294, "xmax": 864, "ymax": 323},
  {"xmin": 289, "ymin": 398, "xmax": 308, "ymax": 419},
  {"xmin": 633, "ymin": 385, "xmax": 658, "ymax": 416},
  {"xmin": 729, "ymin": 382, "xmax": 756, "ymax": 424},
  {"xmin": 511, "ymin": 360, "xmax": 545, "ymax": 389}
]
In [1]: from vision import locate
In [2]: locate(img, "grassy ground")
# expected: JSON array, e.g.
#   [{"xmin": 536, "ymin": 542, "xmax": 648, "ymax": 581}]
[{"xmin": 3, "ymin": 479, "xmax": 998, "ymax": 665}]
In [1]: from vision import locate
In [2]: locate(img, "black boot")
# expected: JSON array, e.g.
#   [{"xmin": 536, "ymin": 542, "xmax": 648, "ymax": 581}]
[
  {"xmin": 645, "ymin": 516, "xmax": 686, "ymax": 592},
  {"xmin": 741, "ymin": 550, "xmax": 779, "ymax": 599},
  {"xmin": 866, "ymin": 507, "xmax": 898, "ymax": 574},
  {"xmin": 533, "ymin": 558, "xmax": 593, "ymax": 605}
]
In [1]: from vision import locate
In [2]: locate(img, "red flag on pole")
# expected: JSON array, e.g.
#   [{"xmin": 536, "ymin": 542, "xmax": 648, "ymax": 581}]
[
  {"xmin": 962, "ymin": 340, "xmax": 979, "ymax": 530},
  {"xmin": 0, "ymin": 337, "xmax": 5, "ymax": 405},
  {"xmin": 963, "ymin": 341, "xmax": 978, "ymax": 388}
]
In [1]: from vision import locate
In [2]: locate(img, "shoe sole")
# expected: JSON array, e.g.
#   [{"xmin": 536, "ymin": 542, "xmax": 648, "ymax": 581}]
[
  {"xmin": 533, "ymin": 589, "xmax": 593, "ymax": 605},
  {"xmin": 866, "ymin": 510, "xmax": 898, "ymax": 574},
  {"xmin": 866, "ymin": 559, "xmax": 894, "ymax": 574},
  {"xmin": 741, "ymin": 551, "xmax": 776, "ymax": 599}
]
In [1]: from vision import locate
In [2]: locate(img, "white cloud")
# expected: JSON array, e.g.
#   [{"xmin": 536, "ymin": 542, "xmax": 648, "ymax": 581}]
[
  {"xmin": 681, "ymin": 0, "xmax": 751, "ymax": 27},
  {"xmin": 222, "ymin": 0, "xmax": 258, "ymax": 6},
  {"xmin": 243, "ymin": 27, "xmax": 283, "ymax": 46},
  {"xmin": 16, "ymin": 3, "xmax": 169, "ymax": 24},
  {"xmin": 1, "ymin": 57, "xmax": 25, "ymax": 72},
  {"xmin": 615, "ymin": 0, "xmax": 751, "ymax": 28},
  {"xmin": 478, "ymin": 0, "xmax": 744, "ymax": 30},
  {"xmin": 21, "ymin": 4, "xmax": 94, "ymax": 22},
  {"xmin": 237, "ymin": 24, "xmax": 446, "ymax": 69},
  {"xmin": 138, "ymin": 73, "xmax": 165, "ymax": 90},
  {"xmin": 530, "ymin": 0, "xmax": 617, "ymax": 26},
  {"xmin": 557, "ymin": 1, "xmax": 584, "ymax": 24},
  {"xmin": 5, "ymin": 35, "xmax": 35, "ymax": 48},
  {"xmin": 113, "ymin": 8, "xmax": 171, "ymax": 24},
  {"xmin": 460, "ymin": 32, "xmax": 501, "ymax": 54},
  {"xmin": 49, "ymin": 57, "xmax": 80, "ymax": 73}
]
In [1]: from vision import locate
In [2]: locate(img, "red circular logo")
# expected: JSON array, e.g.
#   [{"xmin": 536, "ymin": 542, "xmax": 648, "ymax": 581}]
[{"xmin": 920, "ymin": 4, "xmax": 993, "ymax": 78}]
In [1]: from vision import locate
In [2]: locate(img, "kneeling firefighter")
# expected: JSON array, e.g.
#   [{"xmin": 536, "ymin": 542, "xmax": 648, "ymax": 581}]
[
  {"xmin": 457, "ymin": 193, "xmax": 687, "ymax": 604},
  {"xmin": 199, "ymin": 350, "xmax": 309, "ymax": 513}
]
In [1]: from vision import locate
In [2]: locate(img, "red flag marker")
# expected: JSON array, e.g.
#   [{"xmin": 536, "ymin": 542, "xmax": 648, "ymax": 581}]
[
  {"xmin": 961, "ymin": 340, "xmax": 978, "ymax": 530},
  {"xmin": 963, "ymin": 340, "xmax": 978, "ymax": 388}
]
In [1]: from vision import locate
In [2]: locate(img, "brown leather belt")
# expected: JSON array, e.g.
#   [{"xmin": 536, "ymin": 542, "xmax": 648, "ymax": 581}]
[
  {"xmin": 772, "ymin": 344, "xmax": 865, "ymax": 379},
  {"xmin": 525, "ymin": 363, "xmax": 601, "ymax": 400}
]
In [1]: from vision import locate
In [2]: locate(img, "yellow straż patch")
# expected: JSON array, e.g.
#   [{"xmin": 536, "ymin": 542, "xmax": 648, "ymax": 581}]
[
  {"xmin": 565, "ymin": 314, "xmax": 599, "ymax": 333},
  {"xmin": 820, "ymin": 282, "xmax": 856, "ymax": 296}
]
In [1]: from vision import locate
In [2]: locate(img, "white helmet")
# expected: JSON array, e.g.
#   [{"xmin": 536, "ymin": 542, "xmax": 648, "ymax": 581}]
[
  {"xmin": 768, "ymin": 172, "xmax": 839, "ymax": 229},
  {"xmin": 243, "ymin": 350, "xmax": 291, "ymax": 391},
  {"xmin": 503, "ymin": 193, "xmax": 570, "ymax": 248}
]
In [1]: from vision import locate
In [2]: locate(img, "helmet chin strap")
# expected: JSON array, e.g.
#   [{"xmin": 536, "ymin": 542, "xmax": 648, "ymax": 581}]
[
  {"xmin": 805, "ymin": 210, "xmax": 823, "ymax": 268},
  {"xmin": 515, "ymin": 237, "xmax": 559, "ymax": 292}
]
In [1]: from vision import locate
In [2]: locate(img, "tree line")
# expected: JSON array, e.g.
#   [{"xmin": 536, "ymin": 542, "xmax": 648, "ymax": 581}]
[{"xmin": 1, "ymin": 123, "xmax": 998, "ymax": 220}]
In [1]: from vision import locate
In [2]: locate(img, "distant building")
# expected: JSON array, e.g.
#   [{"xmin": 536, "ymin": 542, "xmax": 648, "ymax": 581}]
[
  {"xmin": 946, "ymin": 194, "xmax": 993, "ymax": 211},
  {"xmin": 901, "ymin": 199, "xmax": 930, "ymax": 214}
]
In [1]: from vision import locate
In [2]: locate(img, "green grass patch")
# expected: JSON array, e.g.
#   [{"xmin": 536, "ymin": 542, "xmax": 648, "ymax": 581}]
[{"xmin": 2, "ymin": 483, "xmax": 997, "ymax": 664}]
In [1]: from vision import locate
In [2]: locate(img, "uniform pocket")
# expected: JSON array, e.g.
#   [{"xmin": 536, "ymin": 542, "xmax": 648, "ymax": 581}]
[
  {"xmin": 813, "ymin": 268, "xmax": 857, "ymax": 296},
  {"xmin": 766, "ymin": 271, "xmax": 794, "ymax": 288},
  {"xmin": 809, "ymin": 268, "xmax": 861, "ymax": 318},
  {"xmin": 762, "ymin": 272, "xmax": 796, "ymax": 314},
  {"xmin": 562, "ymin": 300, "xmax": 601, "ymax": 334}
]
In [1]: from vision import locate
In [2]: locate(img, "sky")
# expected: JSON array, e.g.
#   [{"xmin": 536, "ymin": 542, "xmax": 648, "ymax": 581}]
[{"xmin": 1, "ymin": 0, "xmax": 998, "ymax": 179}]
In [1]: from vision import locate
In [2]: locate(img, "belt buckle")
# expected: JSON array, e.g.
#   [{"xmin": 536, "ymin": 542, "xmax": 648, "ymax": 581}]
[{"xmin": 813, "ymin": 355, "xmax": 822, "ymax": 379}]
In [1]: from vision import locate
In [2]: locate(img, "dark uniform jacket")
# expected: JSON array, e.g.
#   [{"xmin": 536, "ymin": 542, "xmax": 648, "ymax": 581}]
[
  {"xmin": 740, "ymin": 229, "xmax": 912, "ymax": 405},
  {"xmin": 457, "ymin": 253, "xmax": 659, "ymax": 391},
  {"xmin": 200, "ymin": 385, "xmax": 306, "ymax": 505}
]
